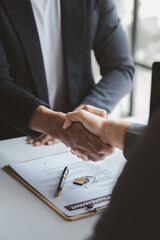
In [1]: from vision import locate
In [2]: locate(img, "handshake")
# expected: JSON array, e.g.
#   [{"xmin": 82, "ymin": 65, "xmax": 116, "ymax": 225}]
[{"xmin": 28, "ymin": 105, "xmax": 132, "ymax": 162}]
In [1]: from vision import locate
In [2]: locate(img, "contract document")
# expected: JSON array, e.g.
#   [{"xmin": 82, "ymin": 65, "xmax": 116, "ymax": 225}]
[{"xmin": 5, "ymin": 151, "xmax": 123, "ymax": 220}]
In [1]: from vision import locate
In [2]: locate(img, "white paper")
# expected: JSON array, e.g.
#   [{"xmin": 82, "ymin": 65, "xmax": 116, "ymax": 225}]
[{"xmin": 10, "ymin": 152, "xmax": 119, "ymax": 217}]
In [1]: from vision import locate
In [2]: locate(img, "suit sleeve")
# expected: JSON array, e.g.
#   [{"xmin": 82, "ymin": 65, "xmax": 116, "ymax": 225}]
[
  {"xmin": 82, "ymin": 0, "xmax": 134, "ymax": 113},
  {"xmin": 123, "ymin": 123, "xmax": 147, "ymax": 159},
  {"xmin": 0, "ymin": 41, "xmax": 49, "ymax": 136},
  {"xmin": 90, "ymin": 111, "xmax": 160, "ymax": 240}
]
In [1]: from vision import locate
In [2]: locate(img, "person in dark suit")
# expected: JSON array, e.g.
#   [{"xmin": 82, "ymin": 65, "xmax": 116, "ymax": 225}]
[
  {"xmin": 63, "ymin": 108, "xmax": 160, "ymax": 239},
  {"xmin": 0, "ymin": 0, "xmax": 133, "ymax": 158},
  {"xmin": 90, "ymin": 111, "xmax": 160, "ymax": 239}
]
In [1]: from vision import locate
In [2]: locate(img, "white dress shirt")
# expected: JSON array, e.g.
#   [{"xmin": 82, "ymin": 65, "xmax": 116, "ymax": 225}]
[{"xmin": 30, "ymin": 0, "xmax": 67, "ymax": 111}]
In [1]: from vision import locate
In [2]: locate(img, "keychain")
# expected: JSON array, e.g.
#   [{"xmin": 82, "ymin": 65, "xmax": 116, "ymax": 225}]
[
  {"xmin": 73, "ymin": 177, "xmax": 87, "ymax": 185},
  {"xmin": 73, "ymin": 176, "xmax": 98, "ymax": 187}
]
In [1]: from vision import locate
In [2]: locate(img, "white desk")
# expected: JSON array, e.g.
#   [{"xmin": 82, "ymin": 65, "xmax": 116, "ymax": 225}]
[{"xmin": 0, "ymin": 136, "xmax": 126, "ymax": 240}]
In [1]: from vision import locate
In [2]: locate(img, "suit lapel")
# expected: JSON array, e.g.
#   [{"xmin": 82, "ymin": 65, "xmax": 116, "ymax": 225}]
[
  {"xmin": 2, "ymin": 0, "xmax": 49, "ymax": 103},
  {"xmin": 2, "ymin": 0, "xmax": 87, "ymax": 108},
  {"xmin": 61, "ymin": 0, "xmax": 86, "ymax": 109}
]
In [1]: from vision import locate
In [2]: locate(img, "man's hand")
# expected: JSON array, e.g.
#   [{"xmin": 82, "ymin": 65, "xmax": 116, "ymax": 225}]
[
  {"xmin": 28, "ymin": 105, "xmax": 114, "ymax": 161},
  {"xmin": 27, "ymin": 104, "xmax": 106, "ymax": 147},
  {"xmin": 26, "ymin": 104, "xmax": 87, "ymax": 147},
  {"xmin": 63, "ymin": 108, "xmax": 132, "ymax": 152},
  {"xmin": 58, "ymin": 121, "xmax": 114, "ymax": 161},
  {"xmin": 27, "ymin": 134, "xmax": 59, "ymax": 146},
  {"xmin": 27, "ymin": 105, "xmax": 87, "ymax": 147},
  {"xmin": 63, "ymin": 105, "xmax": 108, "ymax": 160},
  {"xmin": 74, "ymin": 104, "xmax": 107, "ymax": 118},
  {"xmin": 63, "ymin": 109, "xmax": 105, "ymax": 137}
]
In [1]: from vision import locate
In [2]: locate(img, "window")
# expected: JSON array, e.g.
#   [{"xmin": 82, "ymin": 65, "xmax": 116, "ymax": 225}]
[
  {"xmin": 92, "ymin": 1, "xmax": 160, "ymax": 118},
  {"xmin": 111, "ymin": 0, "xmax": 160, "ymax": 118},
  {"xmin": 135, "ymin": 0, "xmax": 160, "ymax": 67}
]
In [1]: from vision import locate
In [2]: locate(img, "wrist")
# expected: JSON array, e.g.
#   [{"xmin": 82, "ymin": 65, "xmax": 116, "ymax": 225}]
[
  {"xmin": 102, "ymin": 120, "xmax": 132, "ymax": 150},
  {"xmin": 29, "ymin": 105, "xmax": 65, "ymax": 138}
]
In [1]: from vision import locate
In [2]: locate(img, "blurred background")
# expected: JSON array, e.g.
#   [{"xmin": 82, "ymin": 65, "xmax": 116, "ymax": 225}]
[{"xmin": 92, "ymin": 0, "xmax": 160, "ymax": 119}]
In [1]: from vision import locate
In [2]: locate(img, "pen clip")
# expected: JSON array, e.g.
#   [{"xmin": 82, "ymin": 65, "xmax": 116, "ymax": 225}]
[
  {"xmin": 87, "ymin": 204, "xmax": 109, "ymax": 212},
  {"xmin": 86, "ymin": 196, "xmax": 111, "ymax": 212},
  {"xmin": 93, "ymin": 205, "xmax": 109, "ymax": 212}
]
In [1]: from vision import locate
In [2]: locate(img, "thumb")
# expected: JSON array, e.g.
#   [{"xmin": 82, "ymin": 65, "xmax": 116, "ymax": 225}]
[
  {"xmin": 63, "ymin": 111, "xmax": 86, "ymax": 129},
  {"xmin": 63, "ymin": 117, "xmax": 73, "ymax": 129},
  {"xmin": 63, "ymin": 110, "xmax": 103, "ymax": 137}
]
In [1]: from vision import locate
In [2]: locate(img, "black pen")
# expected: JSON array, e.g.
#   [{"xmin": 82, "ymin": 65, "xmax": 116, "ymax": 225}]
[{"xmin": 56, "ymin": 167, "xmax": 69, "ymax": 197}]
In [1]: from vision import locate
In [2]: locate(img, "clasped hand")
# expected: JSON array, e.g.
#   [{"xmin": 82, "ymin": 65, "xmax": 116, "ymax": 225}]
[
  {"xmin": 63, "ymin": 105, "xmax": 115, "ymax": 161},
  {"xmin": 28, "ymin": 105, "xmax": 115, "ymax": 162}
]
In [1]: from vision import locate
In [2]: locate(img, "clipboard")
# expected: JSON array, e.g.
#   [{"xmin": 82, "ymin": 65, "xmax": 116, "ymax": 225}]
[
  {"xmin": 3, "ymin": 165, "xmax": 104, "ymax": 221},
  {"xmin": 3, "ymin": 152, "xmax": 114, "ymax": 221}
]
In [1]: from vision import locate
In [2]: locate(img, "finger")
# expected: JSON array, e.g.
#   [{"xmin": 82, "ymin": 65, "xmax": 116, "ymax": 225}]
[
  {"xmin": 80, "ymin": 141, "xmax": 114, "ymax": 162},
  {"xmin": 28, "ymin": 135, "xmax": 45, "ymax": 146},
  {"xmin": 63, "ymin": 106, "xmax": 87, "ymax": 130},
  {"xmin": 83, "ymin": 105, "xmax": 107, "ymax": 118},
  {"xmin": 70, "ymin": 147, "xmax": 89, "ymax": 161},
  {"xmin": 70, "ymin": 138, "xmax": 108, "ymax": 162},
  {"xmin": 81, "ymin": 153, "xmax": 89, "ymax": 161},
  {"xmin": 70, "ymin": 149, "xmax": 82, "ymax": 158},
  {"xmin": 63, "ymin": 118, "xmax": 73, "ymax": 129},
  {"xmin": 74, "ymin": 150, "xmax": 82, "ymax": 158},
  {"xmin": 63, "ymin": 110, "xmax": 103, "ymax": 136},
  {"xmin": 88, "ymin": 144, "xmax": 114, "ymax": 161},
  {"xmin": 34, "ymin": 134, "xmax": 53, "ymax": 146},
  {"xmin": 92, "ymin": 150, "xmax": 115, "ymax": 162},
  {"xmin": 62, "ymin": 121, "xmax": 112, "ymax": 161},
  {"xmin": 92, "ymin": 146, "xmax": 115, "ymax": 162},
  {"xmin": 70, "ymin": 149, "xmax": 81, "ymax": 158},
  {"xmin": 72, "ymin": 145, "xmax": 107, "ymax": 162},
  {"xmin": 65, "ymin": 144, "xmax": 70, "ymax": 148},
  {"xmin": 33, "ymin": 134, "xmax": 48, "ymax": 146},
  {"xmin": 74, "ymin": 104, "xmax": 86, "ymax": 111},
  {"xmin": 70, "ymin": 147, "xmax": 76, "ymax": 153},
  {"xmin": 70, "ymin": 148, "xmax": 76, "ymax": 155},
  {"xmin": 85, "ymin": 131, "xmax": 112, "ymax": 155},
  {"xmin": 46, "ymin": 139, "xmax": 59, "ymax": 145},
  {"xmin": 27, "ymin": 136, "xmax": 34, "ymax": 144},
  {"xmin": 72, "ymin": 143, "xmax": 106, "ymax": 162},
  {"xmin": 63, "ymin": 111, "xmax": 88, "ymax": 129}
]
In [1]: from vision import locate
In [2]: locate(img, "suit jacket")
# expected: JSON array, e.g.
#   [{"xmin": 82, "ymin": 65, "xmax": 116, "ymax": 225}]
[
  {"xmin": 123, "ymin": 62, "xmax": 160, "ymax": 158},
  {"xmin": 123, "ymin": 123, "xmax": 147, "ymax": 159},
  {"xmin": 0, "ymin": 0, "xmax": 134, "ymax": 140},
  {"xmin": 91, "ymin": 110, "xmax": 160, "ymax": 239}
]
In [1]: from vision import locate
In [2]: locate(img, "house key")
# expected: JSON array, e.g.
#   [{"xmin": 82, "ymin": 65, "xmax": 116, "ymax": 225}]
[{"xmin": 85, "ymin": 176, "xmax": 98, "ymax": 188}]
